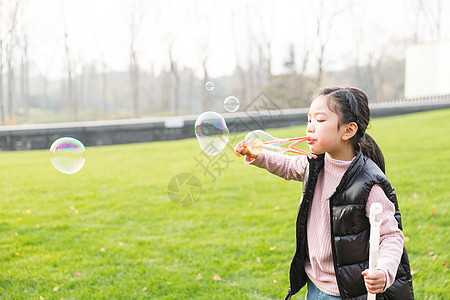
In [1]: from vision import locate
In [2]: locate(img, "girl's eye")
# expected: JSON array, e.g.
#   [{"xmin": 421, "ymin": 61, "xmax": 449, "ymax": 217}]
[
  {"xmin": 307, "ymin": 119, "xmax": 311, "ymax": 123},
  {"xmin": 317, "ymin": 119, "xmax": 325, "ymax": 123}
]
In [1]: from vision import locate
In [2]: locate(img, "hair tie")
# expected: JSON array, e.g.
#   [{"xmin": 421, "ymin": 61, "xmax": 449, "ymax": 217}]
[{"xmin": 360, "ymin": 132, "xmax": 367, "ymax": 142}]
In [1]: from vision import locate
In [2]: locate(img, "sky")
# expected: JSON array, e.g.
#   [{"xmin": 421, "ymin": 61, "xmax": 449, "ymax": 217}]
[{"xmin": 11, "ymin": 0, "xmax": 450, "ymax": 79}]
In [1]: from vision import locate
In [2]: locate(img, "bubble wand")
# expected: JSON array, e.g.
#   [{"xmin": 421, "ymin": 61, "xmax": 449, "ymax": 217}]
[
  {"xmin": 368, "ymin": 203, "xmax": 383, "ymax": 300},
  {"xmin": 235, "ymin": 130, "xmax": 317, "ymax": 158},
  {"xmin": 258, "ymin": 136, "xmax": 317, "ymax": 158}
]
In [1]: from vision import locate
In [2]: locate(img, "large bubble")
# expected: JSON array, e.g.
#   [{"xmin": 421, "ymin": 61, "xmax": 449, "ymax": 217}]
[
  {"xmin": 50, "ymin": 137, "xmax": 86, "ymax": 174},
  {"xmin": 194, "ymin": 111, "xmax": 230, "ymax": 156}
]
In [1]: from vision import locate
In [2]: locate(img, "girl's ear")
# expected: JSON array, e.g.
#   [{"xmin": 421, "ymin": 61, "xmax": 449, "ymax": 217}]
[{"xmin": 341, "ymin": 122, "xmax": 358, "ymax": 141}]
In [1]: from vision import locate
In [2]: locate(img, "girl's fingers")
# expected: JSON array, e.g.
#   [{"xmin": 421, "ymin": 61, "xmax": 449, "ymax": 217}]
[
  {"xmin": 234, "ymin": 143, "xmax": 244, "ymax": 157},
  {"xmin": 362, "ymin": 269, "xmax": 386, "ymax": 294},
  {"xmin": 234, "ymin": 141, "xmax": 247, "ymax": 157},
  {"xmin": 234, "ymin": 141, "xmax": 258, "ymax": 159}
]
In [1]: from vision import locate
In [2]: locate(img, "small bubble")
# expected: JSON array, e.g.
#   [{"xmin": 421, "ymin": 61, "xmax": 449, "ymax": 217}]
[
  {"xmin": 205, "ymin": 81, "xmax": 215, "ymax": 91},
  {"xmin": 224, "ymin": 96, "xmax": 240, "ymax": 112}
]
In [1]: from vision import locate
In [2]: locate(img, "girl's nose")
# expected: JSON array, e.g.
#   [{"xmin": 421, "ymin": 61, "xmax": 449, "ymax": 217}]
[{"xmin": 307, "ymin": 123, "xmax": 314, "ymax": 133}]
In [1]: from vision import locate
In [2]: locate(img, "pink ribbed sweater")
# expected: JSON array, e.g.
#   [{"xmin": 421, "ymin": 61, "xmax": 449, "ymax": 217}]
[{"xmin": 246, "ymin": 151, "xmax": 404, "ymax": 296}]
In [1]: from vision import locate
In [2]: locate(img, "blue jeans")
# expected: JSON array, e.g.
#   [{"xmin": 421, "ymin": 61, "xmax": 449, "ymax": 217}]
[{"xmin": 306, "ymin": 279, "xmax": 341, "ymax": 300}]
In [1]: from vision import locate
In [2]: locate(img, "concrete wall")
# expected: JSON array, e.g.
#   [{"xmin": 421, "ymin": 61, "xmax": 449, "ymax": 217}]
[{"xmin": 0, "ymin": 96, "xmax": 449, "ymax": 151}]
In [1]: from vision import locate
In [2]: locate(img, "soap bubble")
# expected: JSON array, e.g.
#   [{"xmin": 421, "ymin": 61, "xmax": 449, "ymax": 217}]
[
  {"xmin": 205, "ymin": 81, "xmax": 215, "ymax": 91},
  {"xmin": 244, "ymin": 130, "xmax": 288, "ymax": 156},
  {"xmin": 194, "ymin": 111, "xmax": 230, "ymax": 156},
  {"xmin": 50, "ymin": 137, "xmax": 86, "ymax": 174},
  {"xmin": 224, "ymin": 96, "xmax": 240, "ymax": 112}
]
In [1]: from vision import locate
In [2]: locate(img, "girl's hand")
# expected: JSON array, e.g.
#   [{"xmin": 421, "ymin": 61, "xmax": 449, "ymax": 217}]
[
  {"xmin": 234, "ymin": 140, "xmax": 258, "ymax": 159},
  {"xmin": 362, "ymin": 269, "xmax": 386, "ymax": 294}
]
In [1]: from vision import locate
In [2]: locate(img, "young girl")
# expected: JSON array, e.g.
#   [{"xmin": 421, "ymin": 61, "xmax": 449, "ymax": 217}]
[{"xmin": 235, "ymin": 87, "xmax": 414, "ymax": 299}]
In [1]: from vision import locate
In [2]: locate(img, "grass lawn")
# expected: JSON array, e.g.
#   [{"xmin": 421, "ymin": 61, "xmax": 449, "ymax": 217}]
[{"xmin": 0, "ymin": 109, "xmax": 448, "ymax": 299}]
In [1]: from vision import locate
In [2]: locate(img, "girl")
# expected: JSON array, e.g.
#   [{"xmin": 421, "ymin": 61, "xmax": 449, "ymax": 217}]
[{"xmin": 235, "ymin": 87, "xmax": 414, "ymax": 299}]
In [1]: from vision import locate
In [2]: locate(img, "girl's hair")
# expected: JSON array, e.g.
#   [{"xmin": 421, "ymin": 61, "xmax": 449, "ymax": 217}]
[{"xmin": 313, "ymin": 87, "xmax": 386, "ymax": 173}]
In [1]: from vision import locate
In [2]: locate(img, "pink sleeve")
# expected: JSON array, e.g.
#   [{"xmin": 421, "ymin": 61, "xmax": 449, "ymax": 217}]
[
  {"xmin": 244, "ymin": 150, "xmax": 308, "ymax": 182},
  {"xmin": 366, "ymin": 184, "xmax": 404, "ymax": 291}
]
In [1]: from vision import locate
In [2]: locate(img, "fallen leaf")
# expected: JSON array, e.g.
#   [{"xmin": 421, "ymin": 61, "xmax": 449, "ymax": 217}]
[
  {"xmin": 70, "ymin": 206, "xmax": 75, "ymax": 210},
  {"xmin": 213, "ymin": 274, "xmax": 221, "ymax": 281},
  {"xmin": 119, "ymin": 242, "xmax": 123, "ymax": 246},
  {"xmin": 275, "ymin": 205, "xmax": 280, "ymax": 210},
  {"xmin": 196, "ymin": 273, "xmax": 203, "ymax": 280},
  {"xmin": 74, "ymin": 209, "xmax": 79, "ymax": 215},
  {"xmin": 14, "ymin": 252, "xmax": 20, "ymax": 256},
  {"xmin": 428, "ymin": 225, "xmax": 434, "ymax": 230},
  {"xmin": 142, "ymin": 287, "xmax": 147, "ymax": 292},
  {"xmin": 100, "ymin": 248, "xmax": 106, "ymax": 252},
  {"xmin": 230, "ymin": 282, "xmax": 237, "ymax": 286},
  {"xmin": 46, "ymin": 254, "xmax": 51, "ymax": 258},
  {"xmin": 404, "ymin": 236, "xmax": 410, "ymax": 242},
  {"xmin": 443, "ymin": 262, "xmax": 449, "ymax": 267},
  {"xmin": 256, "ymin": 257, "xmax": 261, "ymax": 263},
  {"xmin": 53, "ymin": 286, "xmax": 59, "ymax": 292},
  {"xmin": 410, "ymin": 269, "xmax": 418, "ymax": 275},
  {"xmin": 166, "ymin": 281, "xmax": 172, "ymax": 285},
  {"xmin": 26, "ymin": 209, "xmax": 32, "ymax": 214},
  {"xmin": 74, "ymin": 272, "xmax": 83, "ymax": 277},
  {"xmin": 412, "ymin": 193, "xmax": 418, "ymax": 198},
  {"xmin": 273, "ymin": 279, "xmax": 278, "ymax": 284},
  {"xmin": 36, "ymin": 224, "xmax": 41, "ymax": 229},
  {"xmin": 269, "ymin": 246, "xmax": 277, "ymax": 251},
  {"xmin": 431, "ymin": 210, "xmax": 436, "ymax": 216}
]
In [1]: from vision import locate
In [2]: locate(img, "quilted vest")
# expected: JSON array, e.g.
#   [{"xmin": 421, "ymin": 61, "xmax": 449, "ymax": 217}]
[{"xmin": 285, "ymin": 152, "xmax": 414, "ymax": 300}]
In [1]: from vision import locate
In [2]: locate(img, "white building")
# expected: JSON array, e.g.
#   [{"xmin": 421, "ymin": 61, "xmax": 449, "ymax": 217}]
[{"xmin": 405, "ymin": 39, "xmax": 450, "ymax": 98}]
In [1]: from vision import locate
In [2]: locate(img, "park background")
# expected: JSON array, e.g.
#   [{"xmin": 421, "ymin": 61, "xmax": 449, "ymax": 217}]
[{"xmin": 0, "ymin": 0, "xmax": 449, "ymax": 299}]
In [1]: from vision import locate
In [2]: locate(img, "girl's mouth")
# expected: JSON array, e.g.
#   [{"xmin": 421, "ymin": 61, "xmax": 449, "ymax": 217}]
[{"xmin": 307, "ymin": 138, "xmax": 315, "ymax": 145}]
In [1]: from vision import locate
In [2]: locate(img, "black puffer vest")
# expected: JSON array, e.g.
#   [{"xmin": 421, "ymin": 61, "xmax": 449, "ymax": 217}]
[{"xmin": 285, "ymin": 152, "xmax": 414, "ymax": 300}]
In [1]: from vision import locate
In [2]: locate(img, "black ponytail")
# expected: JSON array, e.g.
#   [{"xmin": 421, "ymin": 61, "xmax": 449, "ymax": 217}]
[
  {"xmin": 313, "ymin": 87, "xmax": 386, "ymax": 173},
  {"xmin": 359, "ymin": 133, "xmax": 385, "ymax": 173}
]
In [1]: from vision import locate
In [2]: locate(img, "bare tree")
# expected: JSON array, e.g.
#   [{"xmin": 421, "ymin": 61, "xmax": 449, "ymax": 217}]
[
  {"xmin": 193, "ymin": 1, "xmax": 212, "ymax": 111},
  {"xmin": 309, "ymin": 0, "xmax": 344, "ymax": 87},
  {"xmin": 90, "ymin": 27, "xmax": 110, "ymax": 117},
  {"xmin": 101, "ymin": 61, "xmax": 108, "ymax": 115},
  {"xmin": 230, "ymin": 4, "xmax": 247, "ymax": 106},
  {"xmin": 248, "ymin": 1, "xmax": 275, "ymax": 87},
  {"xmin": 19, "ymin": 26, "xmax": 29, "ymax": 121},
  {"xmin": 418, "ymin": 0, "xmax": 442, "ymax": 40},
  {"xmin": 5, "ymin": 0, "xmax": 19, "ymax": 122},
  {"xmin": 0, "ymin": 1, "xmax": 4, "ymax": 124},
  {"xmin": 61, "ymin": 2, "xmax": 77, "ymax": 120},
  {"xmin": 167, "ymin": 39, "xmax": 180, "ymax": 114},
  {"xmin": 284, "ymin": 44, "xmax": 297, "ymax": 74},
  {"xmin": 406, "ymin": 0, "xmax": 444, "ymax": 43},
  {"xmin": 128, "ymin": 0, "xmax": 144, "ymax": 118}
]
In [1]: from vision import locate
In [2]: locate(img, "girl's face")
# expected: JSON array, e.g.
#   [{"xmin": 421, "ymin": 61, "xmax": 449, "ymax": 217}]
[{"xmin": 306, "ymin": 95, "xmax": 353, "ymax": 160}]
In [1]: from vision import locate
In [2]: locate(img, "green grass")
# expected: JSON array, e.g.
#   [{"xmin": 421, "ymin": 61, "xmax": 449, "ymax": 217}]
[{"xmin": 0, "ymin": 109, "xmax": 449, "ymax": 299}]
